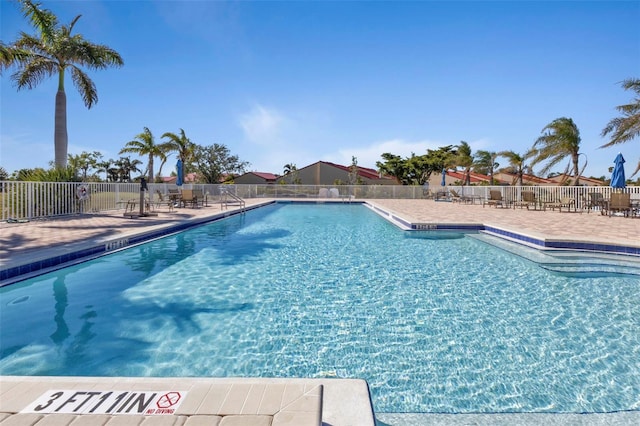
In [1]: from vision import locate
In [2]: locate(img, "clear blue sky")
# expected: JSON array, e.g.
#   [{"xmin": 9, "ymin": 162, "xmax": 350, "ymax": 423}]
[{"xmin": 1, "ymin": 0, "xmax": 639, "ymax": 179}]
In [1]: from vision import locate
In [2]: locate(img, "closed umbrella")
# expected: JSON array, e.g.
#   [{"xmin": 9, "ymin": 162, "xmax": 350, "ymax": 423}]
[
  {"xmin": 176, "ymin": 159, "xmax": 184, "ymax": 186},
  {"xmin": 441, "ymin": 168, "xmax": 446, "ymax": 187},
  {"xmin": 610, "ymin": 153, "xmax": 626, "ymax": 189}
]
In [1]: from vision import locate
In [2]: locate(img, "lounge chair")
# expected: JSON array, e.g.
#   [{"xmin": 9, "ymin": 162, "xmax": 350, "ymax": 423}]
[
  {"xmin": 513, "ymin": 191, "xmax": 537, "ymax": 210},
  {"xmin": 546, "ymin": 197, "xmax": 576, "ymax": 213},
  {"xmin": 435, "ymin": 190, "xmax": 450, "ymax": 201},
  {"xmin": 482, "ymin": 190, "xmax": 504, "ymax": 208},
  {"xmin": 449, "ymin": 189, "xmax": 463, "ymax": 203},
  {"xmin": 607, "ymin": 193, "xmax": 632, "ymax": 217},
  {"xmin": 450, "ymin": 189, "xmax": 479, "ymax": 204}
]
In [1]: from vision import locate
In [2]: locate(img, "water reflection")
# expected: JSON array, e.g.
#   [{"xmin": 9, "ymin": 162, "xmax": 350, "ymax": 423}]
[{"xmin": 50, "ymin": 276, "xmax": 70, "ymax": 344}]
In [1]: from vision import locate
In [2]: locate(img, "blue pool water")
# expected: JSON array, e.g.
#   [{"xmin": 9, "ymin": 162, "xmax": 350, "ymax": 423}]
[{"xmin": 1, "ymin": 203, "xmax": 639, "ymax": 414}]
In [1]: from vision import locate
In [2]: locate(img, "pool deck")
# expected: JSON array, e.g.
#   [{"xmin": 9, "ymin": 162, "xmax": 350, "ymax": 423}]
[{"xmin": 1, "ymin": 198, "xmax": 639, "ymax": 425}]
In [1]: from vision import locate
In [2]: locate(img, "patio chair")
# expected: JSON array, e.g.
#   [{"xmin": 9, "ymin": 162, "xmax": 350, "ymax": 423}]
[
  {"xmin": 318, "ymin": 188, "xmax": 329, "ymax": 198},
  {"xmin": 584, "ymin": 192, "xmax": 605, "ymax": 213},
  {"xmin": 180, "ymin": 189, "xmax": 199, "ymax": 208},
  {"xmin": 329, "ymin": 188, "xmax": 340, "ymax": 198},
  {"xmin": 155, "ymin": 190, "xmax": 174, "ymax": 212},
  {"xmin": 193, "ymin": 189, "xmax": 206, "ymax": 207},
  {"xmin": 513, "ymin": 191, "xmax": 536, "ymax": 210},
  {"xmin": 607, "ymin": 192, "xmax": 632, "ymax": 217},
  {"xmin": 482, "ymin": 190, "xmax": 504, "ymax": 208},
  {"xmin": 546, "ymin": 197, "xmax": 576, "ymax": 213}
]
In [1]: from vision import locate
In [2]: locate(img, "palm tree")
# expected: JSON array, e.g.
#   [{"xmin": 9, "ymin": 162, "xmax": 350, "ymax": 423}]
[
  {"xmin": 96, "ymin": 159, "xmax": 114, "ymax": 182},
  {"xmin": 474, "ymin": 150, "xmax": 499, "ymax": 185},
  {"xmin": 498, "ymin": 150, "xmax": 534, "ymax": 186},
  {"xmin": 601, "ymin": 78, "xmax": 640, "ymax": 176},
  {"xmin": 282, "ymin": 163, "xmax": 300, "ymax": 184},
  {"xmin": 162, "ymin": 128, "xmax": 195, "ymax": 170},
  {"xmin": 120, "ymin": 127, "xmax": 167, "ymax": 183},
  {"xmin": 532, "ymin": 117, "xmax": 584, "ymax": 185},
  {"xmin": 114, "ymin": 156, "xmax": 142, "ymax": 182},
  {"xmin": 456, "ymin": 141, "xmax": 474, "ymax": 185},
  {"xmin": 283, "ymin": 163, "xmax": 296, "ymax": 175},
  {"xmin": 0, "ymin": 0, "xmax": 123, "ymax": 168}
]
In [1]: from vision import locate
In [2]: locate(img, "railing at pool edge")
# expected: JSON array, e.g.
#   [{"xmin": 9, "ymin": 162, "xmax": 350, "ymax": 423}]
[{"xmin": 1, "ymin": 181, "xmax": 639, "ymax": 222}]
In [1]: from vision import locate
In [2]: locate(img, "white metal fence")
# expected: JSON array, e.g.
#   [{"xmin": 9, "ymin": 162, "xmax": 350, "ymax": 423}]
[{"xmin": 1, "ymin": 181, "xmax": 639, "ymax": 221}]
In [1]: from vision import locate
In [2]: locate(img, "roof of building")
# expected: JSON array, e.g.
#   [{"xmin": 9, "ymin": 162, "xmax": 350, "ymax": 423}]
[
  {"xmin": 317, "ymin": 161, "xmax": 395, "ymax": 181},
  {"xmin": 161, "ymin": 172, "xmax": 198, "ymax": 183},
  {"xmin": 547, "ymin": 174, "xmax": 605, "ymax": 186},
  {"xmin": 239, "ymin": 171, "xmax": 279, "ymax": 181},
  {"xmin": 495, "ymin": 172, "xmax": 556, "ymax": 185},
  {"xmin": 445, "ymin": 170, "xmax": 491, "ymax": 184},
  {"xmin": 254, "ymin": 172, "xmax": 278, "ymax": 180}
]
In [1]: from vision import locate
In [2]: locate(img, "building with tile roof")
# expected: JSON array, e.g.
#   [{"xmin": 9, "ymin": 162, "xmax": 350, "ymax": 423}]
[
  {"xmin": 233, "ymin": 171, "xmax": 279, "ymax": 184},
  {"xmin": 282, "ymin": 161, "xmax": 397, "ymax": 185},
  {"xmin": 547, "ymin": 174, "xmax": 605, "ymax": 186}
]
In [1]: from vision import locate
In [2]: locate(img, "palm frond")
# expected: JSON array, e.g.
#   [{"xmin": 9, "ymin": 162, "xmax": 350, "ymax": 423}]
[
  {"xmin": 601, "ymin": 78, "xmax": 640, "ymax": 152},
  {"xmin": 19, "ymin": 0, "xmax": 58, "ymax": 44},
  {"xmin": 11, "ymin": 56, "xmax": 57, "ymax": 89},
  {"xmin": 70, "ymin": 66, "xmax": 97, "ymax": 108}
]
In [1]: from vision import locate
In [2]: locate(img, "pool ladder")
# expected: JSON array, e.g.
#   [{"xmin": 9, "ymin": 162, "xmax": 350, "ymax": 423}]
[{"xmin": 221, "ymin": 189, "xmax": 246, "ymax": 212}]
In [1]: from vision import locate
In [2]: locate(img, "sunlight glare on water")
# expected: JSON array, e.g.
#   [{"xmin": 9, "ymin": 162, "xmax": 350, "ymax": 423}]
[{"xmin": 1, "ymin": 203, "xmax": 639, "ymax": 414}]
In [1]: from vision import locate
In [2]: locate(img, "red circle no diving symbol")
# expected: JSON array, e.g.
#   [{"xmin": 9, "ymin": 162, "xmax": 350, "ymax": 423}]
[{"xmin": 157, "ymin": 392, "xmax": 181, "ymax": 409}]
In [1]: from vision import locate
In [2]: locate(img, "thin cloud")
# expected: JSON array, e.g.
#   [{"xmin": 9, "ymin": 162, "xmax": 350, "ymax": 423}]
[
  {"xmin": 238, "ymin": 104, "xmax": 289, "ymax": 145},
  {"xmin": 333, "ymin": 138, "xmax": 444, "ymax": 169}
]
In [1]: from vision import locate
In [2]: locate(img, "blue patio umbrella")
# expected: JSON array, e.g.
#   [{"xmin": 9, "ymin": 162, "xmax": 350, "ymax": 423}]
[
  {"xmin": 176, "ymin": 159, "xmax": 184, "ymax": 186},
  {"xmin": 441, "ymin": 168, "xmax": 446, "ymax": 187},
  {"xmin": 610, "ymin": 153, "xmax": 626, "ymax": 189}
]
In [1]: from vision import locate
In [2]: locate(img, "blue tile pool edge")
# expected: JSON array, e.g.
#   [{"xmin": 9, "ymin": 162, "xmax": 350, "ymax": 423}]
[
  {"xmin": 368, "ymin": 203, "xmax": 640, "ymax": 257},
  {"xmin": 3, "ymin": 200, "xmax": 639, "ymax": 285},
  {"xmin": 0, "ymin": 201, "xmax": 271, "ymax": 285}
]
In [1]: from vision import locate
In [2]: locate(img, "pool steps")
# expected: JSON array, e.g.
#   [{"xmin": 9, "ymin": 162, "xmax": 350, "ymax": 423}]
[{"xmin": 471, "ymin": 232, "xmax": 640, "ymax": 277}]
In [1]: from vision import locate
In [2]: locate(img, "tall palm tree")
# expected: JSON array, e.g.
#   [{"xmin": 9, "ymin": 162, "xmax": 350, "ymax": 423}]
[
  {"xmin": 531, "ymin": 117, "xmax": 584, "ymax": 185},
  {"xmin": 120, "ymin": 127, "xmax": 166, "ymax": 183},
  {"xmin": 601, "ymin": 78, "xmax": 640, "ymax": 176},
  {"xmin": 162, "ymin": 128, "xmax": 195, "ymax": 171},
  {"xmin": 0, "ymin": 0, "xmax": 123, "ymax": 168},
  {"xmin": 474, "ymin": 150, "xmax": 499, "ymax": 185},
  {"xmin": 498, "ymin": 150, "xmax": 534, "ymax": 186},
  {"xmin": 456, "ymin": 141, "xmax": 474, "ymax": 185}
]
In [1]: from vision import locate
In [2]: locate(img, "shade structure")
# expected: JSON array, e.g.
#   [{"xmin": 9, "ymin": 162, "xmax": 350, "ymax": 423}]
[
  {"xmin": 441, "ymin": 168, "xmax": 446, "ymax": 187},
  {"xmin": 610, "ymin": 153, "xmax": 626, "ymax": 189},
  {"xmin": 176, "ymin": 159, "xmax": 184, "ymax": 186}
]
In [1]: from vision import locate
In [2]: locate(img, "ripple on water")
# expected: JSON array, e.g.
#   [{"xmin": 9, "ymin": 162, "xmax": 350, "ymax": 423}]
[{"xmin": 1, "ymin": 204, "xmax": 639, "ymax": 414}]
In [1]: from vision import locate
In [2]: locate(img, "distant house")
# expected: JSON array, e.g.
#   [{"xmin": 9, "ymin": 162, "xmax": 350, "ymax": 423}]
[
  {"xmin": 426, "ymin": 169, "xmax": 503, "ymax": 187},
  {"xmin": 282, "ymin": 161, "xmax": 397, "ymax": 185},
  {"xmin": 493, "ymin": 172, "xmax": 556, "ymax": 186},
  {"xmin": 234, "ymin": 172, "xmax": 279, "ymax": 185},
  {"xmin": 161, "ymin": 172, "xmax": 198, "ymax": 184},
  {"xmin": 547, "ymin": 174, "xmax": 605, "ymax": 186}
]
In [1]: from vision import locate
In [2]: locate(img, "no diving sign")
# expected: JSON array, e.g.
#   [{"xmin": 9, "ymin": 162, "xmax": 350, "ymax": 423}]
[{"xmin": 21, "ymin": 390, "xmax": 187, "ymax": 415}]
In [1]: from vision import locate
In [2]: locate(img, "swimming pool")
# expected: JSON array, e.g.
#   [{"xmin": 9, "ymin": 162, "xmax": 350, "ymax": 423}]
[{"xmin": 1, "ymin": 203, "xmax": 639, "ymax": 414}]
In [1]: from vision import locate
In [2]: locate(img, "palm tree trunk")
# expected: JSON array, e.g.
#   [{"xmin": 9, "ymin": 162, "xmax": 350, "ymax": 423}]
[
  {"xmin": 572, "ymin": 154, "xmax": 580, "ymax": 186},
  {"xmin": 148, "ymin": 155, "xmax": 154, "ymax": 183},
  {"xmin": 54, "ymin": 89, "xmax": 68, "ymax": 168}
]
